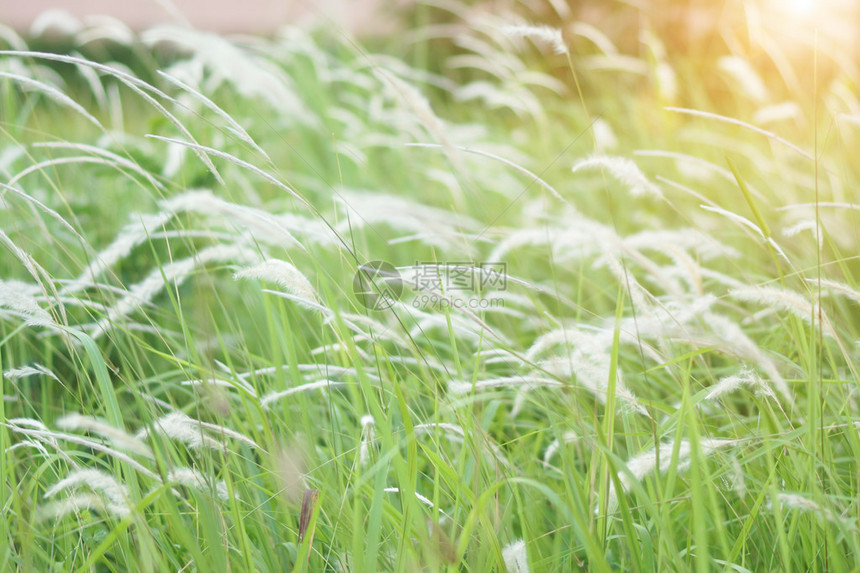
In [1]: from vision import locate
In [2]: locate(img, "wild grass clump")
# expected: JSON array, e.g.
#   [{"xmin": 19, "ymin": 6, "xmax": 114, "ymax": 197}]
[{"xmin": 1, "ymin": 0, "xmax": 860, "ymax": 570}]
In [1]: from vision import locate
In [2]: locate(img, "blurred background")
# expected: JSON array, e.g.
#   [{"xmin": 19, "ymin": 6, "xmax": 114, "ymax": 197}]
[{"xmin": 0, "ymin": 0, "xmax": 392, "ymax": 34}]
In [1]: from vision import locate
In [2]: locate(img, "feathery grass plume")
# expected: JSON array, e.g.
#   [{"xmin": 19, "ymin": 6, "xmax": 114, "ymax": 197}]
[
  {"xmin": 783, "ymin": 220, "xmax": 822, "ymax": 246},
  {"xmin": 92, "ymin": 244, "xmax": 260, "ymax": 339},
  {"xmin": 3, "ymin": 363, "xmax": 58, "ymax": 381},
  {"xmin": 705, "ymin": 368, "xmax": 776, "ymax": 401},
  {"xmin": 64, "ymin": 211, "xmax": 173, "ymax": 293},
  {"xmin": 666, "ymin": 107, "xmax": 812, "ymax": 160},
  {"xmin": 527, "ymin": 327, "xmax": 647, "ymax": 415},
  {"xmin": 0, "ymin": 23, "xmax": 26, "ymax": 51},
  {"xmin": 730, "ymin": 456, "xmax": 747, "ymax": 499},
  {"xmin": 162, "ymin": 190, "xmax": 333, "ymax": 247},
  {"xmin": 454, "ymin": 80, "xmax": 543, "ymax": 120},
  {"xmin": 502, "ymin": 539, "xmax": 530, "ymax": 573},
  {"xmin": 142, "ymin": 25, "xmax": 314, "ymax": 123},
  {"xmin": 261, "ymin": 380, "xmax": 344, "ymax": 409},
  {"xmin": 607, "ymin": 438, "xmax": 733, "ymax": 511},
  {"xmin": 700, "ymin": 205, "xmax": 789, "ymax": 262},
  {"xmin": 702, "ymin": 311, "xmax": 792, "ymax": 403},
  {"xmin": 359, "ymin": 414, "xmax": 375, "ymax": 467},
  {"xmin": 0, "ymin": 279, "xmax": 54, "ymax": 327},
  {"xmin": 718, "ymin": 56, "xmax": 768, "ymax": 102},
  {"xmin": 774, "ymin": 493, "xmax": 840, "ymax": 523},
  {"xmin": 234, "ymin": 259, "xmax": 319, "ymax": 309},
  {"xmin": 572, "ymin": 155, "xmax": 662, "ymax": 198},
  {"xmin": 56, "ymin": 413, "xmax": 152, "ymax": 457},
  {"xmin": 0, "ymin": 71, "xmax": 103, "ymax": 130},
  {"xmin": 77, "ymin": 15, "xmax": 134, "ymax": 47},
  {"xmin": 157, "ymin": 70, "xmax": 271, "ymax": 161},
  {"xmin": 272, "ymin": 443, "xmax": 308, "ymax": 504},
  {"xmin": 166, "ymin": 468, "xmax": 229, "ymax": 501},
  {"xmin": 730, "ymin": 285, "xmax": 837, "ymax": 338},
  {"xmin": 448, "ymin": 375, "xmax": 564, "ymax": 396},
  {"xmin": 414, "ymin": 423, "xmax": 510, "ymax": 468},
  {"xmin": 572, "ymin": 21, "xmax": 618, "ymax": 55},
  {"xmin": 754, "ymin": 101, "xmax": 802, "ymax": 125},
  {"xmin": 136, "ymin": 412, "xmax": 225, "ymax": 451},
  {"xmin": 399, "ymin": 301, "xmax": 508, "ymax": 347},
  {"xmin": 500, "ymin": 24, "xmax": 568, "ymax": 55},
  {"xmin": 334, "ymin": 190, "xmax": 479, "ymax": 253},
  {"xmin": 30, "ymin": 9, "xmax": 82, "ymax": 37},
  {"xmin": 0, "ymin": 50, "xmax": 226, "ymax": 185},
  {"xmin": 487, "ymin": 219, "xmax": 615, "ymax": 263},
  {"xmin": 182, "ymin": 376, "xmax": 257, "ymax": 398},
  {"xmin": 592, "ymin": 118, "xmax": 618, "ymax": 153},
  {"xmin": 37, "ymin": 493, "xmax": 129, "ymax": 522},
  {"xmin": 0, "ymin": 144, "xmax": 25, "ymax": 179},
  {"xmin": 43, "ymin": 468, "xmax": 131, "ymax": 518},
  {"xmin": 9, "ymin": 420, "xmax": 157, "ymax": 476},
  {"xmin": 543, "ymin": 431, "xmax": 578, "ymax": 466},
  {"xmin": 809, "ymin": 278, "xmax": 860, "ymax": 304},
  {"xmin": 32, "ymin": 142, "xmax": 164, "ymax": 190},
  {"xmin": 383, "ymin": 488, "xmax": 435, "ymax": 508},
  {"xmin": 0, "ymin": 228, "xmax": 65, "ymax": 325},
  {"xmin": 406, "ymin": 142, "xmax": 567, "ymax": 202}
]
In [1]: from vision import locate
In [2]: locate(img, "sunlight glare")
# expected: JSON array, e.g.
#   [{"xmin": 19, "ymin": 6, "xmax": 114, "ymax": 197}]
[{"xmin": 786, "ymin": 0, "xmax": 817, "ymax": 17}]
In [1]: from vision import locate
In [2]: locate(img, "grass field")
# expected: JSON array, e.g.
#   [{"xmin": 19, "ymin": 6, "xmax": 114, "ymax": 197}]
[{"xmin": 2, "ymin": 1, "xmax": 860, "ymax": 571}]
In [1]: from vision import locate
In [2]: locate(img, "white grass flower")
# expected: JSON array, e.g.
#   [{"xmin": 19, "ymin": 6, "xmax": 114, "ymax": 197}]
[
  {"xmin": 334, "ymin": 190, "xmax": 479, "ymax": 253},
  {"xmin": 754, "ymin": 101, "xmax": 802, "ymax": 125},
  {"xmin": 142, "ymin": 25, "xmax": 314, "ymax": 123},
  {"xmin": 500, "ymin": 24, "xmax": 568, "ymax": 55},
  {"xmin": 414, "ymin": 423, "xmax": 510, "ymax": 468},
  {"xmin": 136, "ymin": 412, "xmax": 224, "ymax": 451},
  {"xmin": 730, "ymin": 285, "xmax": 836, "ymax": 337},
  {"xmin": 774, "ymin": 493, "xmax": 839, "ymax": 523},
  {"xmin": 809, "ymin": 278, "xmax": 860, "ymax": 304},
  {"xmin": 261, "ymin": 380, "xmax": 343, "ymax": 409},
  {"xmin": 37, "ymin": 493, "xmax": 129, "ymax": 521},
  {"xmin": 705, "ymin": 368, "xmax": 776, "ymax": 401},
  {"xmin": 0, "ymin": 71, "xmax": 102, "ymax": 129},
  {"xmin": 656, "ymin": 62, "xmax": 677, "ymax": 102},
  {"xmin": 166, "ymin": 468, "xmax": 230, "ymax": 501},
  {"xmin": 592, "ymin": 118, "xmax": 618, "ymax": 153},
  {"xmin": 666, "ymin": 107, "xmax": 812, "ymax": 160},
  {"xmin": 572, "ymin": 22, "xmax": 618, "ymax": 55},
  {"xmin": 502, "ymin": 539, "xmax": 530, "ymax": 573},
  {"xmin": 703, "ymin": 311, "xmax": 792, "ymax": 403},
  {"xmin": 77, "ymin": 15, "xmax": 135, "ymax": 47},
  {"xmin": 572, "ymin": 155, "xmax": 662, "ymax": 198},
  {"xmin": 30, "ymin": 9, "xmax": 82, "ymax": 38},
  {"xmin": 43, "ymin": 468, "xmax": 131, "ymax": 518},
  {"xmin": 718, "ymin": 56, "xmax": 768, "ymax": 102},
  {"xmin": 383, "ymin": 487, "xmax": 434, "ymax": 508},
  {"xmin": 234, "ymin": 259, "xmax": 319, "ymax": 309},
  {"xmin": 607, "ymin": 438, "xmax": 733, "ymax": 511},
  {"xmin": 65, "ymin": 211, "xmax": 173, "ymax": 292},
  {"xmin": 359, "ymin": 414, "xmax": 375, "ymax": 467},
  {"xmin": 0, "ymin": 279, "xmax": 54, "ymax": 327},
  {"xmin": 56, "ymin": 413, "xmax": 152, "ymax": 457},
  {"xmin": 92, "ymin": 244, "xmax": 259, "ymax": 338},
  {"xmin": 527, "ymin": 328, "xmax": 647, "ymax": 415},
  {"xmin": 448, "ymin": 375, "xmax": 564, "ymax": 395},
  {"xmin": 730, "ymin": 456, "xmax": 747, "ymax": 499},
  {"xmin": 543, "ymin": 431, "xmax": 578, "ymax": 466},
  {"xmin": 3, "ymin": 363, "xmax": 57, "ymax": 381}
]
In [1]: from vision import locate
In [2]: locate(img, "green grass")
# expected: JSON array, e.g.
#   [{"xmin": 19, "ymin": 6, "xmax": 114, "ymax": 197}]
[{"xmin": 1, "ymin": 2, "xmax": 860, "ymax": 571}]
